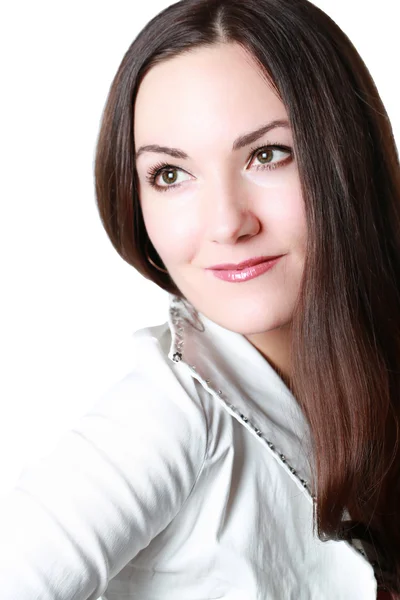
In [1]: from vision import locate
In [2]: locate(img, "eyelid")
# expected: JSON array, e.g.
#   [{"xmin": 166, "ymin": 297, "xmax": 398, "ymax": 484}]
[{"xmin": 145, "ymin": 143, "xmax": 293, "ymax": 190}]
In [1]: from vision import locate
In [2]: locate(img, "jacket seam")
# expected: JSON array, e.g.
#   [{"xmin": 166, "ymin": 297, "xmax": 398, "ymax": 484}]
[{"xmin": 173, "ymin": 375, "xmax": 210, "ymax": 517}]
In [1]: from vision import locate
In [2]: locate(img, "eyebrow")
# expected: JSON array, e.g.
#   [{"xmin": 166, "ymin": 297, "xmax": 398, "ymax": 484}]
[{"xmin": 134, "ymin": 118, "xmax": 290, "ymax": 161}]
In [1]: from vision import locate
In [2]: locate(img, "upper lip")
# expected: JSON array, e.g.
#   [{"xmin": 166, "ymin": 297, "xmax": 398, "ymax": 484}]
[{"xmin": 207, "ymin": 255, "xmax": 284, "ymax": 271}]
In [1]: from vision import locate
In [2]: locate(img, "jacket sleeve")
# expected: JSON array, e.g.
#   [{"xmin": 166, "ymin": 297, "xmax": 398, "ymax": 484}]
[{"xmin": 0, "ymin": 336, "xmax": 208, "ymax": 600}]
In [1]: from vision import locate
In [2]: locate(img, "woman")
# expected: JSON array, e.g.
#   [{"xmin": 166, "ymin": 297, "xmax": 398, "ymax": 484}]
[{"xmin": 1, "ymin": 0, "xmax": 399, "ymax": 598}]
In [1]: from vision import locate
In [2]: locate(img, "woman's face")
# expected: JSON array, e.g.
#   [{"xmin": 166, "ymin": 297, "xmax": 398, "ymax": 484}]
[{"xmin": 134, "ymin": 42, "xmax": 307, "ymax": 337}]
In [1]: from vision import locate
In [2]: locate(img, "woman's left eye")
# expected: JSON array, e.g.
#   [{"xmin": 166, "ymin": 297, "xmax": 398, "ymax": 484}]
[{"xmin": 145, "ymin": 144, "xmax": 293, "ymax": 193}]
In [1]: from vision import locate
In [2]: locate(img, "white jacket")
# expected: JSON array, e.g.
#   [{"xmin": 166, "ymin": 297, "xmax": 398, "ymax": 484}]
[{"xmin": 0, "ymin": 294, "xmax": 380, "ymax": 599}]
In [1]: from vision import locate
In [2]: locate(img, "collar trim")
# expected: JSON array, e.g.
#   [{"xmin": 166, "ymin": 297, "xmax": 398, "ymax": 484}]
[
  {"xmin": 167, "ymin": 294, "xmax": 316, "ymax": 502},
  {"xmin": 166, "ymin": 294, "xmax": 378, "ymax": 574}
]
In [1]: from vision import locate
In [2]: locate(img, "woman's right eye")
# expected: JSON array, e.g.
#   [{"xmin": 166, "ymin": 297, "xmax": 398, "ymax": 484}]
[
  {"xmin": 145, "ymin": 143, "xmax": 293, "ymax": 193},
  {"xmin": 145, "ymin": 162, "xmax": 191, "ymax": 193}
]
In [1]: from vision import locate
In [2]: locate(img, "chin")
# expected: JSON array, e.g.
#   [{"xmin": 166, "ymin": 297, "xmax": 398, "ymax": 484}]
[{"xmin": 208, "ymin": 310, "xmax": 289, "ymax": 336}]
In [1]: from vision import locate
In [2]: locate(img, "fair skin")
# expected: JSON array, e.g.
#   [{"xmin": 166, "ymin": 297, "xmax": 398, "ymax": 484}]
[{"xmin": 134, "ymin": 42, "xmax": 307, "ymax": 388}]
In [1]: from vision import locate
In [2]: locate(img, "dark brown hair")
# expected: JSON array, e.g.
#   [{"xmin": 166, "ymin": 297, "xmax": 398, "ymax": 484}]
[{"xmin": 94, "ymin": 0, "xmax": 400, "ymax": 594}]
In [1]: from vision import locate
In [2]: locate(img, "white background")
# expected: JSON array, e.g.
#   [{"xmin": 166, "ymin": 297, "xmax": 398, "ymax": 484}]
[{"xmin": 0, "ymin": 1, "xmax": 398, "ymax": 497}]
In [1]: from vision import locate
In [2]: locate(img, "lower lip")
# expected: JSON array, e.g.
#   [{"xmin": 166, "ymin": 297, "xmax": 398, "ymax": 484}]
[{"xmin": 207, "ymin": 256, "xmax": 283, "ymax": 282}]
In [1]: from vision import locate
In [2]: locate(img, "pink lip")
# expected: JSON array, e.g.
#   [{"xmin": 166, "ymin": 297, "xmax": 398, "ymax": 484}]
[
  {"xmin": 207, "ymin": 256, "xmax": 283, "ymax": 283},
  {"xmin": 207, "ymin": 255, "xmax": 283, "ymax": 270}
]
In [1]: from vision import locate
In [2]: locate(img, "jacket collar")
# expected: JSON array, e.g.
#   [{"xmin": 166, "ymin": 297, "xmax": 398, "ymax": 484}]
[
  {"xmin": 166, "ymin": 293, "xmax": 316, "ymax": 505},
  {"xmin": 165, "ymin": 294, "xmax": 389, "ymax": 578}
]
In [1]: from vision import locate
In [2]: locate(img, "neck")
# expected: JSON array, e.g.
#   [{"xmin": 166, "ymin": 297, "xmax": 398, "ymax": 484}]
[{"xmin": 245, "ymin": 323, "xmax": 293, "ymax": 391}]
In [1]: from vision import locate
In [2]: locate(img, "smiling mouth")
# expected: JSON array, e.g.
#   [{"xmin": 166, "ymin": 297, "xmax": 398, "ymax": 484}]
[
  {"xmin": 207, "ymin": 255, "xmax": 285, "ymax": 271},
  {"xmin": 206, "ymin": 255, "xmax": 283, "ymax": 283}
]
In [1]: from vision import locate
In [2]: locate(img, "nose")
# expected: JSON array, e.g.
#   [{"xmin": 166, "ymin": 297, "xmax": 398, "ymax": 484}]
[{"xmin": 205, "ymin": 178, "xmax": 261, "ymax": 244}]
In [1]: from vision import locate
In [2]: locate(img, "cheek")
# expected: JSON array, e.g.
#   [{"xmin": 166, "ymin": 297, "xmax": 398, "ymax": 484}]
[
  {"xmin": 248, "ymin": 163, "xmax": 306, "ymax": 231},
  {"xmin": 141, "ymin": 200, "xmax": 201, "ymax": 264},
  {"xmin": 259, "ymin": 182, "xmax": 307, "ymax": 245}
]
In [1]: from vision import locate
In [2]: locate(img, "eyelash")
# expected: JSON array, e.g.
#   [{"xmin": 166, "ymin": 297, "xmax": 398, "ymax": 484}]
[{"xmin": 144, "ymin": 143, "xmax": 293, "ymax": 193}]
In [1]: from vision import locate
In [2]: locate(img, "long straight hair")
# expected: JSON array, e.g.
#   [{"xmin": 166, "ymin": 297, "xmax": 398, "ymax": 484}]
[{"xmin": 94, "ymin": 0, "xmax": 400, "ymax": 594}]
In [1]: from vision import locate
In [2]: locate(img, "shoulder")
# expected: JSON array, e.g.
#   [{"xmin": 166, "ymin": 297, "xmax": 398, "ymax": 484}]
[
  {"xmin": 89, "ymin": 320, "xmax": 209, "ymax": 455},
  {"xmin": 0, "ymin": 324, "xmax": 211, "ymax": 598}
]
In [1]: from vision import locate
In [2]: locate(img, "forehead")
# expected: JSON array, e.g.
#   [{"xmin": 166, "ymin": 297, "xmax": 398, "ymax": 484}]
[{"xmin": 134, "ymin": 43, "xmax": 286, "ymax": 149}]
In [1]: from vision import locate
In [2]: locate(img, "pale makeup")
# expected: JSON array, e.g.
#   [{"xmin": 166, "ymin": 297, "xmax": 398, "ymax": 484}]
[{"xmin": 134, "ymin": 42, "xmax": 308, "ymax": 383}]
